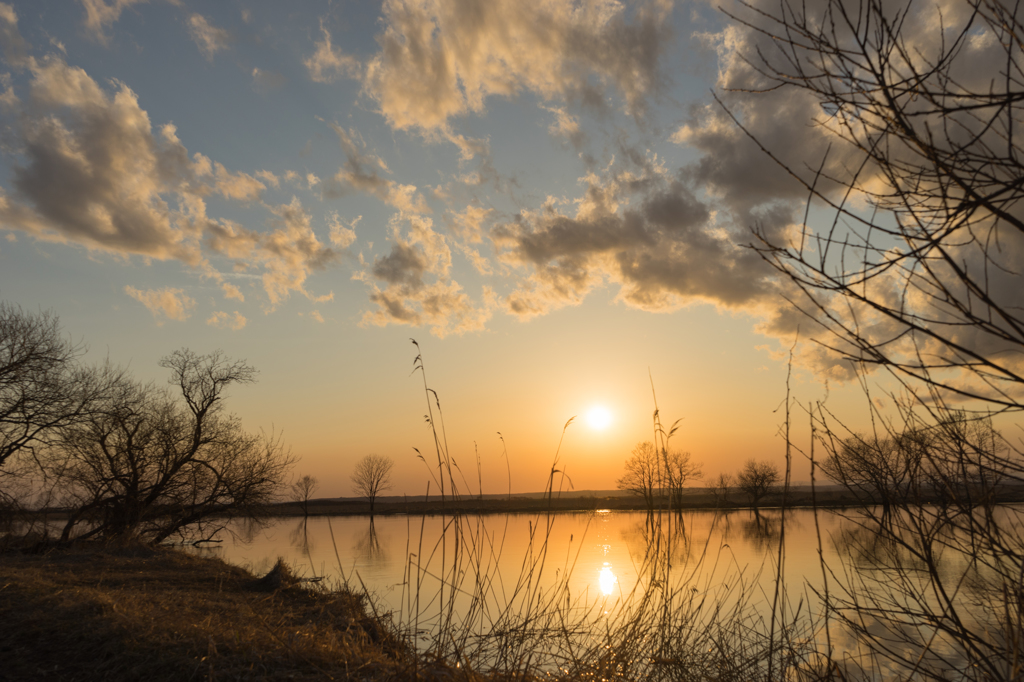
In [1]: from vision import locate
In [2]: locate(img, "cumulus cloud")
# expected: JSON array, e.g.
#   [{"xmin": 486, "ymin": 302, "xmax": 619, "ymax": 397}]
[
  {"xmin": 357, "ymin": 213, "xmax": 492, "ymax": 336},
  {"xmin": 666, "ymin": 0, "xmax": 1024, "ymax": 383},
  {"xmin": 0, "ymin": 43, "xmax": 339, "ymax": 315},
  {"xmin": 124, "ymin": 285, "xmax": 194, "ymax": 323},
  {"xmin": 188, "ymin": 14, "xmax": 230, "ymax": 61},
  {"xmin": 322, "ymin": 125, "xmax": 430, "ymax": 213},
  {"xmin": 203, "ymin": 196, "xmax": 337, "ymax": 309},
  {"xmin": 220, "ymin": 281, "xmax": 244, "ymax": 301},
  {"xmin": 80, "ymin": 0, "xmax": 147, "ymax": 45},
  {"xmin": 304, "ymin": 24, "xmax": 361, "ymax": 83},
  {"xmin": 207, "ymin": 310, "xmax": 246, "ymax": 330},
  {"xmin": 0, "ymin": 56, "xmax": 201, "ymax": 264},
  {"xmin": 492, "ymin": 155, "xmax": 780, "ymax": 319},
  {"xmin": 361, "ymin": 0, "xmax": 671, "ymax": 143}
]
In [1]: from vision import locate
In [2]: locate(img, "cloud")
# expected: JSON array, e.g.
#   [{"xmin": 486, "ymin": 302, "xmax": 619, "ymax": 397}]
[
  {"xmin": 206, "ymin": 310, "xmax": 246, "ymax": 330},
  {"xmin": 543, "ymin": 105, "xmax": 585, "ymax": 148},
  {"xmin": 308, "ymin": 310, "xmax": 324, "ymax": 323},
  {"xmin": 328, "ymin": 212, "xmax": 358, "ymax": 248},
  {"xmin": 188, "ymin": 14, "xmax": 230, "ymax": 61},
  {"xmin": 304, "ymin": 24, "xmax": 361, "ymax": 83},
  {"xmin": 357, "ymin": 213, "xmax": 492, "ymax": 336},
  {"xmin": 220, "ymin": 281, "xmax": 244, "ymax": 301},
  {"xmin": 0, "ymin": 56, "xmax": 201, "ymax": 263},
  {"xmin": 0, "ymin": 3, "xmax": 29, "ymax": 68},
  {"xmin": 124, "ymin": 285, "xmax": 194, "ymax": 323},
  {"xmin": 0, "ymin": 52, "xmax": 342, "ymax": 313},
  {"xmin": 322, "ymin": 125, "xmax": 430, "ymax": 213},
  {"xmin": 80, "ymin": 0, "xmax": 147, "ymax": 45},
  {"xmin": 361, "ymin": 0, "xmax": 672, "ymax": 139},
  {"xmin": 490, "ymin": 154, "xmax": 783, "ymax": 318},
  {"xmin": 203, "ymin": 196, "xmax": 338, "ymax": 309},
  {"xmin": 666, "ymin": 0, "xmax": 1024, "ymax": 383}
]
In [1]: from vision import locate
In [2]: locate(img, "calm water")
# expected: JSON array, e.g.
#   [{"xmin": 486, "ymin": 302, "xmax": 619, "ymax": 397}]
[
  {"xmin": 200, "ymin": 508, "xmax": 843, "ymax": 630},
  {"xmin": 192, "ymin": 507, "xmax": 1018, "ymax": 678}
]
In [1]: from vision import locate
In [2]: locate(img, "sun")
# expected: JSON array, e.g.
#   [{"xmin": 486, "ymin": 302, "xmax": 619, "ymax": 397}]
[{"xmin": 585, "ymin": 405, "xmax": 613, "ymax": 430}]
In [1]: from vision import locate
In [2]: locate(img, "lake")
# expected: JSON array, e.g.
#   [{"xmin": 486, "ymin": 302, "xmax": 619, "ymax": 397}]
[{"xmin": 195, "ymin": 507, "xmax": 1020, "ymax": 679}]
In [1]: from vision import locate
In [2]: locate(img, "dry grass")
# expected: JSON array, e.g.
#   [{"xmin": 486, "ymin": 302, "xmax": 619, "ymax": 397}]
[{"xmin": 0, "ymin": 543, "xmax": 487, "ymax": 681}]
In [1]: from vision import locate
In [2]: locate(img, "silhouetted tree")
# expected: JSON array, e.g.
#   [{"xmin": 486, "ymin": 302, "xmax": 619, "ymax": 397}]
[
  {"xmin": 731, "ymin": 0, "xmax": 1024, "ymax": 675},
  {"xmin": 0, "ymin": 303, "xmax": 110, "ymax": 471},
  {"xmin": 44, "ymin": 349, "xmax": 294, "ymax": 543},
  {"xmin": 736, "ymin": 459, "xmax": 779, "ymax": 514},
  {"xmin": 617, "ymin": 441, "xmax": 659, "ymax": 511},
  {"xmin": 662, "ymin": 449, "xmax": 702, "ymax": 512},
  {"xmin": 710, "ymin": 472, "xmax": 733, "ymax": 507},
  {"xmin": 351, "ymin": 453, "xmax": 393, "ymax": 515},
  {"xmin": 290, "ymin": 475, "xmax": 319, "ymax": 517},
  {"xmin": 819, "ymin": 432, "xmax": 926, "ymax": 515}
]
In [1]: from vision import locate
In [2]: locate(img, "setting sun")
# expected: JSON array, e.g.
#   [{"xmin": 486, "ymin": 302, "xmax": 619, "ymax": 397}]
[{"xmin": 586, "ymin": 406, "xmax": 613, "ymax": 430}]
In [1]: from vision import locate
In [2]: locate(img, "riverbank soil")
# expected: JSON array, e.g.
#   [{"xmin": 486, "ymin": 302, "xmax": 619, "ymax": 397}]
[{"xmin": 0, "ymin": 544, "xmax": 470, "ymax": 681}]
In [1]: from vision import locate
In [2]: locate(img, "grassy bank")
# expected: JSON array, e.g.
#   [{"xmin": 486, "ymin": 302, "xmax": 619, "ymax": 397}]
[{"xmin": 0, "ymin": 544, "xmax": 477, "ymax": 681}]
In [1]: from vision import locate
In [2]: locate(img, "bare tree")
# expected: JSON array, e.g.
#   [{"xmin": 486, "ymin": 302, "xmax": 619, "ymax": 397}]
[
  {"xmin": 710, "ymin": 472, "xmax": 733, "ymax": 507},
  {"xmin": 0, "ymin": 303, "xmax": 101, "ymax": 470},
  {"xmin": 734, "ymin": 0, "xmax": 1024, "ymax": 412},
  {"xmin": 351, "ymin": 453, "xmax": 393, "ymax": 515},
  {"xmin": 819, "ymin": 431, "xmax": 926, "ymax": 516},
  {"xmin": 617, "ymin": 441, "xmax": 659, "ymax": 511},
  {"xmin": 662, "ymin": 450, "xmax": 703, "ymax": 513},
  {"xmin": 290, "ymin": 475, "xmax": 319, "ymax": 517},
  {"xmin": 45, "ymin": 349, "xmax": 293, "ymax": 543},
  {"xmin": 728, "ymin": 0, "xmax": 1024, "ymax": 676},
  {"xmin": 736, "ymin": 459, "xmax": 779, "ymax": 514}
]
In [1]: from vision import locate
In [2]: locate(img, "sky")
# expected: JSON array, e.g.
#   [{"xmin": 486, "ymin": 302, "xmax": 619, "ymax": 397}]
[{"xmin": 0, "ymin": 0, "xmax": 969, "ymax": 497}]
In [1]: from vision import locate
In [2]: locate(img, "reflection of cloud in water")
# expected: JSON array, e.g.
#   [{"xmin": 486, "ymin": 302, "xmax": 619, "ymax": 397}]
[{"xmin": 598, "ymin": 563, "xmax": 617, "ymax": 596}]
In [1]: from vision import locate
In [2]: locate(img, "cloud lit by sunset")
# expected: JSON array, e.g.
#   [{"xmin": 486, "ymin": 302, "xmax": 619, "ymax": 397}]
[{"xmin": 0, "ymin": 0, "xmax": 923, "ymax": 496}]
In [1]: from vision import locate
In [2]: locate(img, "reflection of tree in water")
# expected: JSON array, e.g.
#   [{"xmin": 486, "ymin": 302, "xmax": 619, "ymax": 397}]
[
  {"xmin": 737, "ymin": 510, "xmax": 803, "ymax": 553},
  {"xmin": 740, "ymin": 513, "xmax": 779, "ymax": 552},
  {"xmin": 233, "ymin": 516, "xmax": 265, "ymax": 545},
  {"xmin": 619, "ymin": 514, "xmax": 694, "ymax": 565},
  {"xmin": 289, "ymin": 518, "xmax": 315, "ymax": 555},
  {"xmin": 354, "ymin": 519, "xmax": 387, "ymax": 565}
]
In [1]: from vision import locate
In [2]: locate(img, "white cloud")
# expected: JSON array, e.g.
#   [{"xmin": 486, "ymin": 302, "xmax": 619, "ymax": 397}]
[
  {"xmin": 304, "ymin": 24, "xmax": 361, "ymax": 83},
  {"xmin": 188, "ymin": 14, "xmax": 230, "ymax": 61},
  {"xmin": 322, "ymin": 125, "xmax": 430, "ymax": 213},
  {"xmin": 124, "ymin": 285, "xmax": 194, "ymax": 323},
  {"xmin": 328, "ymin": 213, "xmax": 358, "ymax": 248},
  {"xmin": 207, "ymin": 310, "xmax": 246, "ymax": 330},
  {"xmin": 0, "ymin": 3, "xmax": 29, "ymax": 68},
  {"xmin": 0, "ymin": 53, "xmax": 340, "ymax": 314},
  {"xmin": 220, "ymin": 281, "xmax": 244, "ymax": 301},
  {"xmin": 357, "ymin": 213, "xmax": 493, "ymax": 336},
  {"xmin": 361, "ymin": 0, "xmax": 672, "ymax": 140},
  {"xmin": 80, "ymin": 0, "xmax": 147, "ymax": 45}
]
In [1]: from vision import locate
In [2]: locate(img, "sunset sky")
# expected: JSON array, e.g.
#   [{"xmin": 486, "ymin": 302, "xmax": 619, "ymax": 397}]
[{"xmin": 0, "ymin": 0, "xmax": 918, "ymax": 496}]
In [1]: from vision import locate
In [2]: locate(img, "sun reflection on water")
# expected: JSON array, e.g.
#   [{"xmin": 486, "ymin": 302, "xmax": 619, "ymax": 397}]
[{"xmin": 598, "ymin": 563, "xmax": 617, "ymax": 596}]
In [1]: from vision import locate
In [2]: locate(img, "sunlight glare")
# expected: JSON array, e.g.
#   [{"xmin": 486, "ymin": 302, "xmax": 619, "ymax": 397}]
[
  {"xmin": 599, "ymin": 563, "xmax": 617, "ymax": 596},
  {"xmin": 586, "ymin": 405, "xmax": 613, "ymax": 430}
]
